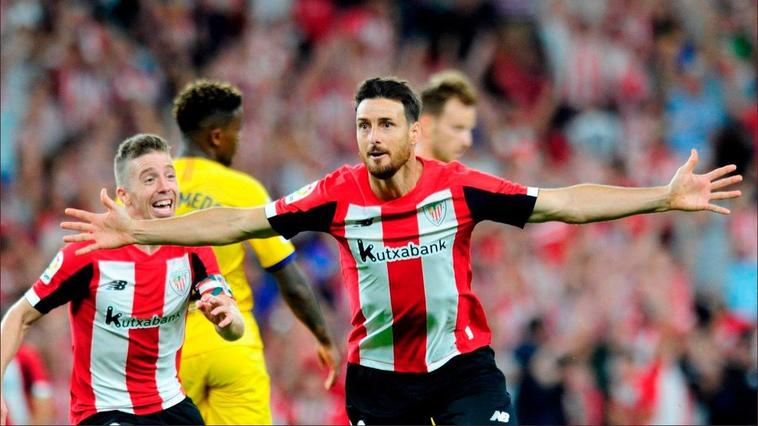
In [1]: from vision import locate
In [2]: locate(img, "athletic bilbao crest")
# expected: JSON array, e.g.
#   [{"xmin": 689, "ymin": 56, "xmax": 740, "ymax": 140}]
[
  {"xmin": 169, "ymin": 268, "xmax": 190, "ymax": 296},
  {"xmin": 423, "ymin": 200, "xmax": 447, "ymax": 226}
]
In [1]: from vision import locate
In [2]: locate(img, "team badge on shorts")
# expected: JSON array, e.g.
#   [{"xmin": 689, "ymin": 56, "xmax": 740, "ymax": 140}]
[{"xmin": 423, "ymin": 200, "xmax": 447, "ymax": 226}]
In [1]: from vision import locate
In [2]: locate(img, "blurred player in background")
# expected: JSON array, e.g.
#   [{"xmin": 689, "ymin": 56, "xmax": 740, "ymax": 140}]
[
  {"xmin": 60, "ymin": 77, "xmax": 743, "ymax": 425},
  {"xmin": 1, "ymin": 134, "xmax": 243, "ymax": 425},
  {"xmin": 417, "ymin": 70, "xmax": 478, "ymax": 163},
  {"xmin": 1, "ymin": 344, "xmax": 53, "ymax": 425},
  {"xmin": 171, "ymin": 79, "xmax": 338, "ymax": 425}
]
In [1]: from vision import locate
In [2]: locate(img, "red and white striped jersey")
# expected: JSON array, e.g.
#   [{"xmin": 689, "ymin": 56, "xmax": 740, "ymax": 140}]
[
  {"xmin": 24, "ymin": 243, "xmax": 231, "ymax": 424},
  {"xmin": 266, "ymin": 157, "xmax": 538, "ymax": 373}
]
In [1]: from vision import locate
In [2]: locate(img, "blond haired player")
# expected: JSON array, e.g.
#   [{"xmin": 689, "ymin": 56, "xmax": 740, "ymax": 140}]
[
  {"xmin": 417, "ymin": 70, "xmax": 478, "ymax": 163},
  {"xmin": 171, "ymin": 80, "xmax": 338, "ymax": 424}
]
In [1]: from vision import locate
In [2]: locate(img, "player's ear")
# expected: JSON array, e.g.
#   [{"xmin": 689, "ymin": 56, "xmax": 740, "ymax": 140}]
[
  {"xmin": 209, "ymin": 128, "xmax": 223, "ymax": 147},
  {"xmin": 409, "ymin": 121, "xmax": 421, "ymax": 146},
  {"xmin": 116, "ymin": 187, "xmax": 130, "ymax": 206}
]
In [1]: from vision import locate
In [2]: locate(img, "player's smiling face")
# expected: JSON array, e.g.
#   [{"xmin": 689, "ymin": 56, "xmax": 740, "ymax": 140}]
[
  {"xmin": 356, "ymin": 98, "xmax": 419, "ymax": 180},
  {"xmin": 118, "ymin": 151, "xmax": 178, "ymax": 220}
]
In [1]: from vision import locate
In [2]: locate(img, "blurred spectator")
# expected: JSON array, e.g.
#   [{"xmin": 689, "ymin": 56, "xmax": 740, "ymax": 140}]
[{"xmin": 2, "ymin": 344, "xmax": 54, "ymax": 425}]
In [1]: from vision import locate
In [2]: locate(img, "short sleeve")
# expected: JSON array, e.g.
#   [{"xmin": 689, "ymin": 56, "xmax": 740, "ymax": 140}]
[
  {"xmin": 457, "ymin": 165, "xmax": 539, "ymax": 228},
  {"xmin": 264, "ymin": 178, "xmax": 338, "ymax": 239},
  {"xmin": 25, "ymin": 244, "xmax": 94, "ymax": 314},
  {"xmin": 190, "ymin": 247, "xmax": 233, "ymax": 298}
]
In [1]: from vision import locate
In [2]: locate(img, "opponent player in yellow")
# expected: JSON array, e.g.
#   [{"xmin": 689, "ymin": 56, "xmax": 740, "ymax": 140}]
[{"xmin": 171, "ymin": 80, "xmax": 338, "ymax": 424}]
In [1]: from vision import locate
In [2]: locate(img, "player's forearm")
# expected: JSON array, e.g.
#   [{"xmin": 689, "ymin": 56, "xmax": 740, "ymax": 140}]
[
  {"xmin": 532, "ymin": 184, "xmax": 671, "ymax": 224},
  {"xmin": 274, "ymin": 264, "xmax": 333, "ymax": 345},
  {"xmin": 133, "ymin": 207, "xmax": 276, "ymax": 246},
  {"xmin": 0, "ymin": 301, "xmax": 36, "ymax": 380}
]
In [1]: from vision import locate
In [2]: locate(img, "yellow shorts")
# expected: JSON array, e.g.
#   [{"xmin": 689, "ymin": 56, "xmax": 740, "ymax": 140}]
[{"xmin": 180, "ymin": 345, "xmax": 271, "ymax": 425}]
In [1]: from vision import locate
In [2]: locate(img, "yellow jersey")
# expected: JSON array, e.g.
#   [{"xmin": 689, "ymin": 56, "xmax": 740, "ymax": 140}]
[{"xmin": 174, "ymin": 157, "xmax": 295, "ymax": 356}]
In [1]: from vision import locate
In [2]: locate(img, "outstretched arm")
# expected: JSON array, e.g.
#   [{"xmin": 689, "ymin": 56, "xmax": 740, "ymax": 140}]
[
  {"xmin": 1, "ymin": 299, "xmax": 44, "ymax": 425},
  {"xmin": 272, "ymin": 262, "xmax": 340, "ymax": 389},
  {"xmin": 529, "ymin": 149, "xmax": 742, "ymax": 224},
  {"xmin": 61, "ymin": 189, "xmax": 278, "ymax": 255}
]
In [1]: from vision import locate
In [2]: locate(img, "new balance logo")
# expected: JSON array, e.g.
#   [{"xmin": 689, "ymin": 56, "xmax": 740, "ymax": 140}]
[
  {"xmin": 489, "ymin": 411, "xmax": 510, "ymax": 423},
  {"xmin": 103, "ymin": 280, "xmax": 128, "ymax": 290},
  {"xmin": 356, "ymin": 238, "xmax": 448, "ymax": 264},
  {"xmin": 355, "ymin": 218, "xmax": 373, "ymax": 227}
]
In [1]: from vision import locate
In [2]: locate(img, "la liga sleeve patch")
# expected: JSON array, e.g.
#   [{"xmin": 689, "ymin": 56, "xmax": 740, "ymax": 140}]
[
  {"xmin": 284, "ymin": 181, "xmax": 318, "ymax": 204},
  {"xmin": 40, "ymin": 251, "xmax": 64, "ymax": 285}
]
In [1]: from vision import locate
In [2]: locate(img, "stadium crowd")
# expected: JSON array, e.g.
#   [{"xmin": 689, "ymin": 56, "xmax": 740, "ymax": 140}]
[{"xmin": 1, "ymin": 0, "xmax": 755, "ymax": 424}]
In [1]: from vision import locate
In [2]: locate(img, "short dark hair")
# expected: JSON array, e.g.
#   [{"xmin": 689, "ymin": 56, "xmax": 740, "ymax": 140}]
[
  {"xmin": 172, "ymin": 79, "xmax": 242, "ymax": 136},
  {"xmin": 354, "ymin": 77, "xmax": 422, "ymax": 124},
  {"xmin": 114, "ymin": 134, "xmax": 171, "ymax": 187},
  {"xmin": 420, "ymin": 70, "xmax": 477, "ymax": 116}
]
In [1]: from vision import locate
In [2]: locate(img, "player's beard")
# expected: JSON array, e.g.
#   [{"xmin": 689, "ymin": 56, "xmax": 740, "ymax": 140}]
[{"xmin": 366, "ymin": 142, "xmax": 412, "ymax": 180}]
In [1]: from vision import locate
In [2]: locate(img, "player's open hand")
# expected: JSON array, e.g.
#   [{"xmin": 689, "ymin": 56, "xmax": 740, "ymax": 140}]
[
  {"xmin": 61, "ymin": 188, "xmax": 136, "ymax": 255},
  {"xmin": 196, "ymin": 294, "xmax": 244, "ymax": 340},
  {"xmin": 667, "ymin": 149, "xmax": 742, "ymax": 214},
  {"xmin": 316, "ymin": 342, "xmax": 340, "ymax": 390}
]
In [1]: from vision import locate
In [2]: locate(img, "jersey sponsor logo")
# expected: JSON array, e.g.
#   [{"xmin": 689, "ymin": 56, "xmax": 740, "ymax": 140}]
[
  {"xmin": 490, "ymin": 411, "xmax": 510, "ymax": 423},
  {"xmin": 104, "ymin": 306, "xmax": 183, "ymax": 329},
  {"xmin": 356, "ymin": 238, "xmax": 448, "ymax": 263},
  {"xmin": 423, "ymin": 200, "xmax": 447, "ymax": 226},
  {"xmin": 103, "ymin": 280, "xmax": 129, "ymax": 291},
  {"xmin": 168, "ymin": 268, "xmax": 191, "ymax": 295},
  {"xmin": 40, "ymin": 251, "xmax": 64, "ymax": 284},
  {"xmin": 284, "ymin": 181, "xmax": 317, "ymax": 204}
]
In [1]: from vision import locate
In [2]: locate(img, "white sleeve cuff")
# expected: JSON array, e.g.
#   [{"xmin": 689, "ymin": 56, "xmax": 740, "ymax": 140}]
[
  {"xmin": 264, "ymin": 202, "xmax": 277, "ymax": 219},
  {"xmin": 24, "ymin": 288, "xmax": 41, "ymax": 307}
]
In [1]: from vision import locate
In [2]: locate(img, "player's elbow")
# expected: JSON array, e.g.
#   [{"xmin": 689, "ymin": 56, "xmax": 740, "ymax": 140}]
[
  {"xmin": 532, "ymin": 192, "xmax": 585, "ymax": 224},
  {"xmin": 7, "ymin": 298, "xmax": 43, "ymax": 330},
  {"xmin": 551, "ymin": 189, "xmax": 590, "ymax": 224},
  {"xmin": 560, "ymin": 208, "xmax": 588, "ymax": 224}
]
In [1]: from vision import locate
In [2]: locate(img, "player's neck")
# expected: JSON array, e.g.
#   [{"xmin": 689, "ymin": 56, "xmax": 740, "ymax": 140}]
[
  {"xmin": 179, "ymin": 143, "xmax": 214, "ymax": 162},
  {"xmin": 129, "ymin": 211, "xmax": 162, "ymax": 254},
  {"xmin": 369, "ymin": 157, "xmax": 424, "ymax": 201},
  {"xmin": 416, "ymin": 141, "xmax": 433, "ymax": 160}
]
